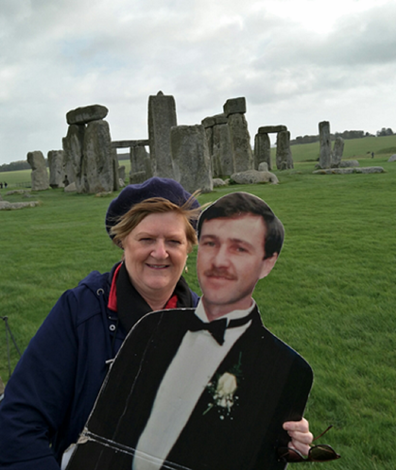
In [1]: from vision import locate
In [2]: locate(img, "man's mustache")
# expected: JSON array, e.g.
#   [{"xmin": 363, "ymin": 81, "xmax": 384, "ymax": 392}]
[{"xmin": 204, "ymin": 268, "xmax": 237, "ymax": 281}]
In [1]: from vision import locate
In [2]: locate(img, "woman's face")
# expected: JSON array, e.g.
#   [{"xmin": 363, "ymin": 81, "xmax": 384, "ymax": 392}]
[{"xmin": 122, "ymin": 211, "xmax": 190, "ymax": 307}]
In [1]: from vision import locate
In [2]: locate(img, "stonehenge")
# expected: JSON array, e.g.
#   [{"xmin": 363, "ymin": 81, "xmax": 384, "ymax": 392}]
[{"xmin": 28, "ymin": 94, "xmax": 296, "ymax": 195}]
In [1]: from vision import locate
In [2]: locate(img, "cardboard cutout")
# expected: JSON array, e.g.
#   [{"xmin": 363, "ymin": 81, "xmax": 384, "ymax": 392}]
[{"xmin": 66, "ymin": 307, "xmax": 312, "ymax": 470}]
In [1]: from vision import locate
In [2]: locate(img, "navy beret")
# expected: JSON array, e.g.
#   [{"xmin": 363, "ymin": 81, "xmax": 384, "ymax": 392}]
[{"xmin": 105, "ymin": 177, "xmax": 200, "ymax": 237}]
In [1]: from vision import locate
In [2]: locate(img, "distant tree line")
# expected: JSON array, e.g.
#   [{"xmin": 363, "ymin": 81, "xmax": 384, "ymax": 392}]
[
  {"xmin": 291, "ymin": 128, "xmax": 394, "ymax": 145},
  {"xmin": 0, "ymin": 159, "xmax": 48, "ymax": 173}
]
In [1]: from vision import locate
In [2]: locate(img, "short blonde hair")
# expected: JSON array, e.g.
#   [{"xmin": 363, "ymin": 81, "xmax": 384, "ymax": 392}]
[{"xmin": 110, "ymin": 196, "xmax": 201, "ymax": 252}]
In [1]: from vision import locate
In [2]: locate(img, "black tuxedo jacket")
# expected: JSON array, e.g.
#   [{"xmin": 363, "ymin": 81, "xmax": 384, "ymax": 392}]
[{"xmin": 67, "ymin": 307, "xmax": 313, "ymax": 470}]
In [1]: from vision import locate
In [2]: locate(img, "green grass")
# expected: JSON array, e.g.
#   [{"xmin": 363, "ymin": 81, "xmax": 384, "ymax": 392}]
[{"xmin": 1, "ymin": 154, "xmax": 396, "ymax": 469}]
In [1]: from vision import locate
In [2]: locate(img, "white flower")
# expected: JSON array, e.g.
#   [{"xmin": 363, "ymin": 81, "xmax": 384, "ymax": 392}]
[
  {"xmin": 203, "ymin": 355, "xmax": 243, "ymax": 419},
  {"xmin": 213, "ymin": 372, "xmax": 238, "ymax": 411}
]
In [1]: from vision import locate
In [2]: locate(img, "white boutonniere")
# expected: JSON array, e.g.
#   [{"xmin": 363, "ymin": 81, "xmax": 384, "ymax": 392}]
[{"xmin": 204, "ymin": 353, "xmax": 242, "ymax": 420}]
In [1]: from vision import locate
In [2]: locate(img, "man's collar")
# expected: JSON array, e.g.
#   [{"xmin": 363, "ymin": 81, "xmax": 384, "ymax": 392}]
[{"xmin": 195, "ymin": 297, "xmax": 256, "ymax": 324}]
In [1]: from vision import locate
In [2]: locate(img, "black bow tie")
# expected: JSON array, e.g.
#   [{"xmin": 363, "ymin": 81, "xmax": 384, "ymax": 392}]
[{"xmin": 188, "ymin": 310, "xmax": 254, "ymax": 345}]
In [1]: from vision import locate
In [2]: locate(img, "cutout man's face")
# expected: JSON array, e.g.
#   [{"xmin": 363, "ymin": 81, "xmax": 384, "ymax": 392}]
[{"xmin": 197, "ymin": 214, "xmax": 276, "ymax": 319}]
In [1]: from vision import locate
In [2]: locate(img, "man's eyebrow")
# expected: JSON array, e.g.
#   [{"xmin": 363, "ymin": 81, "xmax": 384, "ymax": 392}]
[
  {"xmin": 200, "ymin": 234, "xmax": 254, "ymax": 248},
  {"xmin": 200, "ymin": 234, "xmax": 218, "ymax": 241},
  {"xmin": 229, "ymin": 238, "xmax": 255, "ymax": 248}
]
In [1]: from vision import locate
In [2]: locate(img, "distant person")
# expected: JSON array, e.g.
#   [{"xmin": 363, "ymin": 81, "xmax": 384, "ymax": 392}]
[
  {"xmin": 0, "ymin": 179, "xmax": 312, "ymax": 470},
  {"xmin": 371, "ymin": 152, "xmax": 374, "ymax": 158},
  {"xmin": 0, "ymin": 182, "xmax": 3, "ymax": 189},
  {"xmin": 4, "ymin": 182, "xmax": 7, "ymax": 188}
]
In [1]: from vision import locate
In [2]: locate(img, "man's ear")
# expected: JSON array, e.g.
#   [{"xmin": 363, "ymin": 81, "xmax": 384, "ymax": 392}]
[{"xmin": 259, "ymin": 253, "xmax": 278, "ymax": 279}]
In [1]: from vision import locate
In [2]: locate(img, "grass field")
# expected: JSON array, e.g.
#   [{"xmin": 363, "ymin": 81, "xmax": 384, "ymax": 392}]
[{"xmin": 1, "ymin": 148, "xmax": 395, "ymax": 469}]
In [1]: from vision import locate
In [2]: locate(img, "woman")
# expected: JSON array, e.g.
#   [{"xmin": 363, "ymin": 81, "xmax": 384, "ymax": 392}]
[
  {"xmin": 0, "ymin": 177, "xmax": 312, "ymax": 470},
  {"xmin": 0, "ymin": 178, "xmax": 201, "ymax": 470}
]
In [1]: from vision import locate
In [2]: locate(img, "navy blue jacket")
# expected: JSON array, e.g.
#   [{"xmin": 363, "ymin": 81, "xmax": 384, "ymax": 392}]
[{"xmin": 0, "ymin": 264, "xmax": 199, "ymax": 470}]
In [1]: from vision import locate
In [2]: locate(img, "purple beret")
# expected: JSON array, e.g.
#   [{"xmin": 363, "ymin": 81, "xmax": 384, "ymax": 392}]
[{"xmin": 105, "ymin": 177, "xmax": 200, "ymax": 238}]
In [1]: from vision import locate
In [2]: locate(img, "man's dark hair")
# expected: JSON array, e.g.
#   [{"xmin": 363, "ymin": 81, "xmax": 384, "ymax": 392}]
[{"xmin": 197, "ymin": 192, "xmax": 285, "ymax": 259}]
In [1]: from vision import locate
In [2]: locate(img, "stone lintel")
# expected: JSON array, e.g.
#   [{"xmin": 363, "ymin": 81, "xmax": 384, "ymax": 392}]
[
  {"xmin": 66, "ymin": 104, "xmax": 108, "ymax": 125},
  {"xmin": 202, "ymin": 113, "xmax": 228, "ymax": 128},
  {"xmin": 111, "ymin": 140, "xmax": 149, "ymax": 149},
  {"xmin": 223, "ymin": 97, "xmax": 246, "ymax": 116},
  {"xmin": 258, "ymin": 125, "xmax": 287, "ymax": 134}
]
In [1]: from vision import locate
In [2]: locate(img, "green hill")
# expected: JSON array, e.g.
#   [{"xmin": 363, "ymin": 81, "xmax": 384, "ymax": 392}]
[{"xmin": 284, "ymin": 134, "xmax": 396, "ymax": 163}]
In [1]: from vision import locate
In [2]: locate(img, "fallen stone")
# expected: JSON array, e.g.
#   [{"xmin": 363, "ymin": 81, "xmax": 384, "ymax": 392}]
[
  {"xmin": 388, "ymin": 154, "xmax": 396, "ymax": 162},
  {"xmin": 0, "ymin": 201, "xmax": 40, "ymax": 210},
  {"xmin": 231, "ymin": 169, "xmax": 279, "ymax": 184},
  {"xmin": 212, "ymin": 178, "xmax": 228, "ymax": 187},
  {"xmin": 66, "ymin": 104, "xmax": 108, "ymax": 125},
  {"xmin": 5, "ymin": 190, "xmax": 30, "ymax": 196},
  {"xmin": 340, "ymin": 160, "xmax": 359, "ymax": 167},
  {"xmin": 64, "ymin": 182, "xmax": 77, "ymax": 192},
  {"xmin": 313, "ymin": 167, "xmax": 384, "ymax": 175},
  {"xmin": 258, "ymin": 162, "xmax": 269, "ymax": 172}
]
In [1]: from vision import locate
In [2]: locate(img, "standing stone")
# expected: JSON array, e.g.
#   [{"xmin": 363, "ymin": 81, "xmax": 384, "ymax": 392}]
[
  {"xmin": 213, "ymin": 122, "xmax": 233, "ymax": 175},
  {"xmin": 276, "ymin": 131, "xmax": 294, "ymax": 170},
  {"xmin": 48, "ymin": 150, "xmax": 65, "ymax": 188},
  {"xmin": 27, "ymin": 151, "xmax": 49, "ymax": 190},
  {"xmin": 148, "ymin": 91, "xmax": 177, "ymax": 178},
  {"xmin": 202, "ymin": 117, "xmax": 216, "ymax": 177},
  {"xmin": 319, "ymin": 121, "xmax": 331, "ymax": 169},
  {"xmin": 224, "ymin": 98, "xmax": 253, "ymax": 172},
  {"xmin": 202, "ymin": 113, "xmax": 232, "ymax": 177},
  {"xmin": 62, "ymin": 124, "xmax": 85, "ymax": 186},
  {"xmin": 227, "ymin": 113, "xmax": 254, "ymax": 172},
  {"xmin": 81, "ymin": 120, "xmax": 118, "ymax": 193},
  {"xmin": 66, "ymin": 104, "xmax": 108, "ymax": 125},
  {"xmin": 254, "ymin": 132, "xmax": 271, "ymax": 170},
  {"xmin": 331, "ymin": 137, "xmax": 344, "ymax": 168},
  {"xmin": 171, "ymin": 125, "xmax": 212, "ymax": 193},
  {"xmin": 118, "ymin": 166, "xmax": 126, "ymax": 182},
  {"xmin": 130, "ymin": 146, "xmax": 152, "ymax": 184}
]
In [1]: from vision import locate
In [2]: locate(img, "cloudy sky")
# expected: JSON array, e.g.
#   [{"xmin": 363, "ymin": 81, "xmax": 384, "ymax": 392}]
[{"xmin": 1, "ymin": 0, "xmax": 396, "ymax": 165}]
